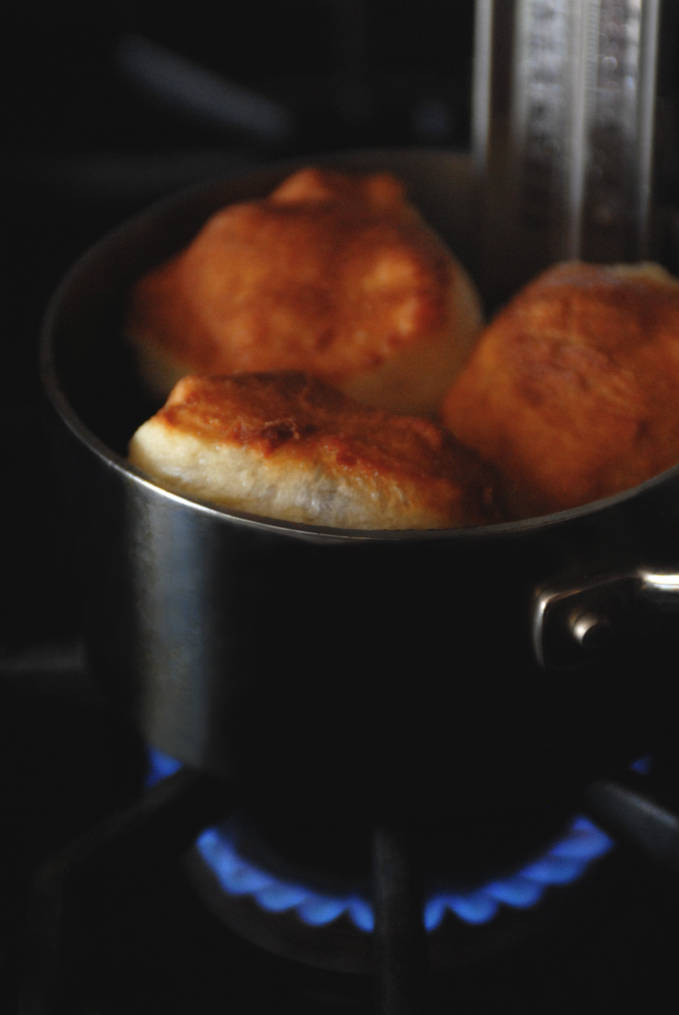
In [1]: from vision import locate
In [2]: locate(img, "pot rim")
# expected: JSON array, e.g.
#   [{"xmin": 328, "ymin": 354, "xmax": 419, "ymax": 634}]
[{"xmin": 39, "ymin": 147, "xmax": 679, "ymax": 545}]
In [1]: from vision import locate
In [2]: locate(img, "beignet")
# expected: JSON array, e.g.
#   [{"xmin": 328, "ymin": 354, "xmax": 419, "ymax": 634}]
[
  {"xmin": 127, "ymin": 167, "xmax": 482, "ymax": 413},
  {"xmin": 441, "ymin": 261, "xmax": 679, "ymax": 516},
  {"xmin": 129, "ymin": 372, "xmax": 496, "ymax": 529}
]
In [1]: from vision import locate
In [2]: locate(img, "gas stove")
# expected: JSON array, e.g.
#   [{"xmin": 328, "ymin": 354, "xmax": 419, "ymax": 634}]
[
  {"xmin": 2, "ymin": 648, "xmax": 679, "ymax": 1014},
  {"xmin": 5, "ymin": 4, "xmax": 679, "ymax": 1011}
]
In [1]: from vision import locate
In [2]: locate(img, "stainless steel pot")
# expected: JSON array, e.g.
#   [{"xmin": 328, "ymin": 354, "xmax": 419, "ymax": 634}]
[{"xmin": 40, "ymin": 150, "xmax": 679, "ymax": 839}]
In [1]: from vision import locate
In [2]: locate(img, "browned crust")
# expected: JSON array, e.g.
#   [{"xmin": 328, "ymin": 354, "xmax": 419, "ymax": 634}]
[
  {"xmin": 127, "ymin": 168, "xmax": 459, "ymax": 383},
  {"xmin": 134, "ymin": 372, "xmax": 498, "ymax": 528},
  {"xmin": 441, "ymin": 261, "xmax": 679, "ymax": 516}
]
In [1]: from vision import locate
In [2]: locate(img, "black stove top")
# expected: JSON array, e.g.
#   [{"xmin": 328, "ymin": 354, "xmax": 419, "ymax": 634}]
[{"xmin": 2, "ymin": 650, "xmax": 679, "ymax": 1014}]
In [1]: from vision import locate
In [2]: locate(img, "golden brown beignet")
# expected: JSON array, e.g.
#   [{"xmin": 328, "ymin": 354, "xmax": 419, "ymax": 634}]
[
  {"xmin": 441, "ymin": 261, "xmax": 679, "ymax": 517},
  {"xmin": 129, "ymin": 372, "xmax": 496, "ymax": 529},
  {"xmin": 127, "ymin": 168, "xmax": 482, "ymax": 413}
]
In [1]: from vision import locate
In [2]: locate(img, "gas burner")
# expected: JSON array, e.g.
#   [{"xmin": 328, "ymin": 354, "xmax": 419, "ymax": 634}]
[
  {"xmin": 147, "ymin": 749, "xmax": 626, "ymax": 973},
  {"xmin": 190, "ymin": 814, "xmax": 613, "ymax": 936},
  {"xmin": 9, "ymin": 687, "xmax": 678, "ymax": 1014}
]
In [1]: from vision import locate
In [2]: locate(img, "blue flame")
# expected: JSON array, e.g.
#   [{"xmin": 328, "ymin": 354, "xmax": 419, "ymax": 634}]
[
  {"xmin": 148, "ymin": 750, "xmax": 629, "ymax": 932},
  {"xmin": 631, "ymin": 756, "xmax": 652, "ymax": 775}
]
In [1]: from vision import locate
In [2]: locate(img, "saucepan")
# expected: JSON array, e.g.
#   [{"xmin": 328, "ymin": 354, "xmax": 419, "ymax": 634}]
[{"xmin": 40, "ymin": 150, "xmax": 679, "ymax": 868}]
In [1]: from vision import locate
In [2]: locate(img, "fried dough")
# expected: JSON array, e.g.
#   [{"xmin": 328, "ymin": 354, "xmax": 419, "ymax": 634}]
[
  {"xmin": 129, "ymin": 372, "xmax": 496, "ymax": 529},
  {"xmin": 442, "ymin": 261, "xmax": 679, "ymax": 516},
  {"xmin": 127, "ymin": 168, "xmax": 482, "ymax": 413}
]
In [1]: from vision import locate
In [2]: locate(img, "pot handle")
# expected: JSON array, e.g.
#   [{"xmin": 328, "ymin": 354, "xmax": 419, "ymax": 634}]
[{"xmin": 533, "ymin": 567, "xmax": 679, "ymax": 669}]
